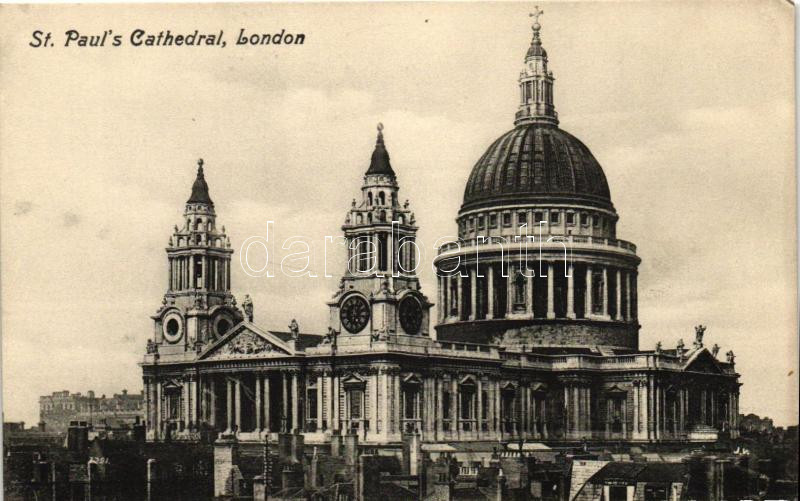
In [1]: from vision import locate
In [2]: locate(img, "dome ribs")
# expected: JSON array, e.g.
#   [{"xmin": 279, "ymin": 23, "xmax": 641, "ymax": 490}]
[
  {"xmin": 532, "ymin": 127, "xmax": 545, "ymax": 189},
  {"xmin": 460, "ymin": 124, "xmax": 613, "ymax": 210},
  {"xmin": 489, "ymin": 131, "xmax": 517, "ymax": 196},
  {"xmin": 517, "ymin": 127, "xmax": 533, "ymax": 192},
  {"xmin": 502, "ymin": 128, "xmax": 526, "ymax": 192}
]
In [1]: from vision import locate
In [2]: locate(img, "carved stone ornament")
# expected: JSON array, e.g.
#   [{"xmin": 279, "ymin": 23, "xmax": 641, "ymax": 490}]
[{"xmin": 223, "ymin": 331, "xmax": 272, "ymax": 355}]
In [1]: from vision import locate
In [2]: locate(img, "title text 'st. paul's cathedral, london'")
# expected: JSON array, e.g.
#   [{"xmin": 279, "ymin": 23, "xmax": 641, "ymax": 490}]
[{"xmin": 141, "ymin": 14, "xmax": 741, "ymax": 449}]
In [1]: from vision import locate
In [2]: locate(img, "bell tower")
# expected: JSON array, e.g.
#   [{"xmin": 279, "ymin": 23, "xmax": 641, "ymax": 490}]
[
  {"xmin": 151, "ymin": 159, "xmax": 242, "ymax": 355},
  {"xmin": 328, "ymin": 125, "xmax": 432, "ymax": 341}
]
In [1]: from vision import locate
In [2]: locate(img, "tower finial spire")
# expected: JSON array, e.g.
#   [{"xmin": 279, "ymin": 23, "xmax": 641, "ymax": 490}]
[
  {"xmin": 530, "ymin": 5, "xmax": 543, "ymax": 31},
  {"xmin": 376, "ymin": 122, "xmax": 384, "ymax": 144}
]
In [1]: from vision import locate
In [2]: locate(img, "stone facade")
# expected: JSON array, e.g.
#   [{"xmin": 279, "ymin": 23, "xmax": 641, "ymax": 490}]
[{"xmin": 140, "ymin": 15, "xmax": 740, "ymax": 451}]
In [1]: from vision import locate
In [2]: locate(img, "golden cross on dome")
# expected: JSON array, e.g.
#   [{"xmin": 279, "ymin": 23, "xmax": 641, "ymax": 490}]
[
  {"xmin": 377, "ymin": 122, "xmax": 384, "ymax": 132},
  {"xmin": 530, "ymin": 6, "xmax": 544, "ymax": 28},
  {"xmin": 198, "ymin": 158, "xmax": 204, "ymax": 168}
]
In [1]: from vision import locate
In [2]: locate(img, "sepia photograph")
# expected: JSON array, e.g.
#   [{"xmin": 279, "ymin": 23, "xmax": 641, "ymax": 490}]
[{"xmin": 1, "ymin": 1, "xmax": 797, "ymax": 500}]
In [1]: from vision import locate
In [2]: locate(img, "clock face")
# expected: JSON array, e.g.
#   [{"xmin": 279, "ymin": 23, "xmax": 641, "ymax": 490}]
[
  {"xmin": 340, "ymin": 296, "xmax": 370, "ymax": 333},
  {"xmin": 399, "ymin": 297, "xmax": 423, "ymax": 335},
  {"xmin": 162, "ymin": 313, "xmax": 184, "ymax": 343}
]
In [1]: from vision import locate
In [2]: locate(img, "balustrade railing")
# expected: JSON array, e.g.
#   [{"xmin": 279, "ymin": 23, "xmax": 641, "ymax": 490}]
[{"xmin": 436, "ymin": 234, "xmax": 637, "ymax": 255}]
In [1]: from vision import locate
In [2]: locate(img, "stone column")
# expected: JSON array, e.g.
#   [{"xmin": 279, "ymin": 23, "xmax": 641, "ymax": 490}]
[
  {"xmin": 182, "ymin": 380, "xmax": 190, "ymax": 429},
  {"xmin": 382, "ymin": 374, "xmax": 390, "ymax": 435},
  {"xmin": 235, "ymin": 377, "xmax": 242, "ymax": 432},
  {"xmin": 264, "ymin": 374, "xmax": 271, "ymax": 432},
  {"xmin": 445, "ymin": 275, "xmax": 453, "ymax": 320},
  {"xmin": 546, "ymin": 262, "xmax": 555, "ymax": 319},
  {"xmin": 469, "ymin": 268, "xmax": 477, "ymax": 320},
  {"xmin": 567, "ymin": 263, "xmax": 575, "ymax": 319},
  {"xmin": 585, "ymin": 265, "xmax": 593, "ymax": 317},
  {"xmin": 226, "ymin": 378, "xmax": 233, "ymax": 432},
  {"xmin": 541, "ymin": 398, "xmax": 548, "ymax": 438},
  {"xmin": 282, "ymin": 373, "xmax": 289, "ymax": 432},
  {"xmin": 602, "ymin": 267, "xmax": 609, "ymax": 318},
  {"xmin": 507, "ymin": 264, "xmax": 515, "ymax": 316},
  {"xmin": 438, "ymin": 277, "xmax": 445, "ymax": 323},
  {"xmin": 621, "ymin": 395, "xmax": 628, "ymax": 439},
  {"xmin": 526, "ymin": 270, "xmax": 534, "ymax": 317},
  {"xmin": 317, "ymin": 375, "xmax": 324, "ymax": 432},
  {"xmin": 188, "ymin": 255, "xmax": 194, "ymax": 289},
  {"xmin": 436, "ymin": 378, "xmax": 444, "ymax": 437},
  {"xmin": 394, "ymin": 374, "xmax": 402, "ymax": 434},
  {"xmin": 585, "ymin": 387, "xmax": 592, "ymax": 438},
  {"xmin": 654, "ymin": 381, "xmax": 660, "ymax": 440},
  {"xmin": 625, "ymin": 272, "xmax": 632, "ymax": 321},
  {"xmin": 457, "ymin": 272, "xmax": 464, "ymax": 320},
  {"xmin": 487, "ymin": 265, "xmax": 495, "ymax": 319},
  {"xmin": 291, "ymin": 373, "xmax": 300, "ymax": 432},
  {"xmin": 155, "ymin": 380, "xmax": 162, "ymax": 437},
  {"xmin": 633, "ymin": 383, "xmax": 640, "ymax": 439},
  {"xmin": 476, "ymin": 378, "xmax": 483, "ymax": 439},
  {"xmin": 641, "ymin": 379, "xmax": 649, "ymax": 440},
  {"xmin": 333, "ymin": 373, "xmax": 340, "ymax": 432},
  {"xmin": 494, "ymin": 380, "xmax": 501, "ymax": 439},
  {"xmin": 572, "ymin": 385, "xmax": 580, "ymax": 436},
  {"xmin": 615, "ymin": 269, "xmax": 622, "ymax": 321},
  {"xmin": 605, "ymin": 399, "xmax": 612, "ymax": 435},
  {"xmin": 255, "ymin": 376, "xmax": 262, "ymax": 432},
  {"xmin": 451, "ymin": 378, "xmax": 458, "ymax": 436}
]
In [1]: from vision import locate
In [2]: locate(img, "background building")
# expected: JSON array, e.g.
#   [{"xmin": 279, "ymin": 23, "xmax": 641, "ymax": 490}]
[{"xmin": 39, "ymin": 389, "xmax": 143, "ymax": 432}]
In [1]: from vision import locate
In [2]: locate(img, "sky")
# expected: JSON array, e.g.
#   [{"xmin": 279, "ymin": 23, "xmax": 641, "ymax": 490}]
[{"xmin": 1, "ymin": 1, "xmax": 797, "ymax": 427}]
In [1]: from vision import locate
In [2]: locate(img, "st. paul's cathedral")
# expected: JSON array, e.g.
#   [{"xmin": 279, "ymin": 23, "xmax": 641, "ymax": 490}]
[{"xmin": 140, "ymin": 14, "xmax": 741, "ymax": 451}]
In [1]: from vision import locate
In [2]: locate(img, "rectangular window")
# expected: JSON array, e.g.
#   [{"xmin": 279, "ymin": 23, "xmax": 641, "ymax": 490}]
[
  {"xmin": 307, "ymin": 389, "xmax": 318, "ymax": 421},
  {"xmin": 550, "ymin": 211, "xmax": 560, "ymax": 224},
  {"xmin": 489, "ymin": 213, "xmax": 498, "ymax": 228},
  {"xmin": 502, "ymin": 212, "xmax": 511, "ymax": 227},
  {"xmin": 581, "ymin": 213, "xmax": 589, "ymax": 226},
  {"xmin": 534, "ymin": 211, "xmax": 544, "ymax": 223},
  {"xmin": 592, "ymin": 215, "xmax": 600, "ymax": 228},
  {"xmin": 517, "ymin": 212, "xmax": 527, "ymax": 226},
  {"xmin": 567, "ymin": 212, "xmax": 576, "ymax": 225},
  {"xmin": 349, "ymin": 390, "xmax": 363, "ymax": 419},
  {"xmin": 477, "ymin": 216, "xmax": 485, "ymax": 230}
]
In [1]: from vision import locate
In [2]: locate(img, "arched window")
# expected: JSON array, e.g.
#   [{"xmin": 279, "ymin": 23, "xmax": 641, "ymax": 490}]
[
  {"xmin": 367, "ymin": 193, "xmax": 373, "ymax": 206},
  {"xmin": 356, "ymin": 213, "xmax": 363, "ymax": 224},
  {"xmin": 194, "ymin": 219, "xmax": 202, "ymax": 231},
  {"xmin": 514, "ymin": 271, "xmax": 526, "ymax": 306},
  {"xmin": 367, "ymin": 213, "xmax": 373, "ymax": 224},
  {"xmin": 378, "ymin": 192, "xmax": 385, "ymax": 206}
]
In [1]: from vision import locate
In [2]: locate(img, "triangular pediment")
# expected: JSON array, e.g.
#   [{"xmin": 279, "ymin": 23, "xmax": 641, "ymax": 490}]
[
  {"xmin": 199, "ymin": 321, "xmax": 293, "ymax": 360},
  {"xmin": 683, "ymin": 348, "xmax": 724, "ymax": 374}
]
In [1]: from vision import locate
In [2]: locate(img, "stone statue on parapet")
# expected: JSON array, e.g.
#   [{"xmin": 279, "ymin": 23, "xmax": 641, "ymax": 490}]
[
  {"xmin": 711, "ymin": 343, "xmax": 720, "ymax": 358},
  {"xmin": 242, "ymin": 294, "xmax": 254, "ymax": 322},
  {"xmin": 289, "ymin": 319, "xmax": 300, "ymax": 340},
  {"xmin": 655, "ymin": 341, "xmax": 662, "ymax": 354},
  {"xmin": 726, "ymin": 350, "xmax": 736, "ymax": 364},
  {"xmin": 694, "ymin": 325, "xmax": 706, "ymax": 348}
]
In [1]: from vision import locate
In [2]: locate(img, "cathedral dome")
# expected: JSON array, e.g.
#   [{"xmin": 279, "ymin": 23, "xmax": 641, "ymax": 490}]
[{"xmin": 461, "ymin": 123, "xmax": 612, "ymax": 212}]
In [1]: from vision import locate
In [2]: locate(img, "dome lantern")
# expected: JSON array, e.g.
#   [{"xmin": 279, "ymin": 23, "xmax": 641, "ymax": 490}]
[{"xmin": 515, "ymin": 6, "xmax": 558, "ymax": 126}]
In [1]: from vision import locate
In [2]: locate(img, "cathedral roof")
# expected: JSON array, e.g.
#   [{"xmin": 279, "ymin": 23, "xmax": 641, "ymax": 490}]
[
  {"xmin": 187, "ymin": 159, "xmax": 214, "ymax": 205},
  {"xmin": 461, "ymin": 124, "xmax": 612, "ymax": 212},
  {"xmin": 365, "ymin": 123, "xmax": 395, "ymax": 177}
]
